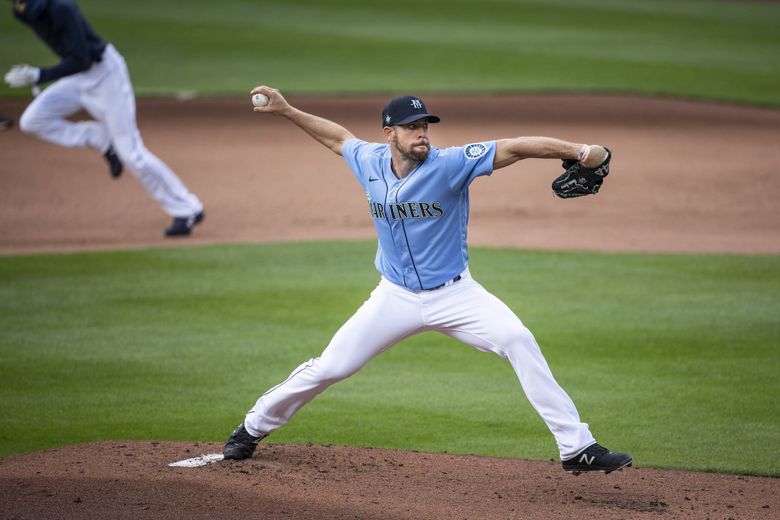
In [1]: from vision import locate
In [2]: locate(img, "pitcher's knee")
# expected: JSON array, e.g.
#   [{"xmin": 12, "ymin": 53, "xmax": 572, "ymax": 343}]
[
  {"xmin": 502, "ymin": 326, "xmax": 541, "ymax": 355},
  {"xmin": 315, "ymin": 360, "xmax": 359, "ymax": 385}
]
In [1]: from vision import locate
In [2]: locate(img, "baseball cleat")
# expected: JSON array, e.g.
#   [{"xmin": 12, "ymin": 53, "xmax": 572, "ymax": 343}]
[
  {"xmin": 223, "ymin": 422, "xmax": 266, "ymax": 460},
  {"xmin": 103, "ymin": 145, "xmax": 123, "ymax": 178},
  {"xmin": 164, "ymin": 210, "xmax": 204, "ymax": 237},
  {"xmin": 0, "ymin": 115, "xmax": 12, "ymax": 132},
  {"xmin": 562, "ymin": 443, "xmax": 632, "ymax": 475}
]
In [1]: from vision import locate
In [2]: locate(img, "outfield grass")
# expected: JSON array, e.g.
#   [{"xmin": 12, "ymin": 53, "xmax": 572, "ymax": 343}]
[
  {"xmin": 1, "ymin": 0, "xmax": 778, "ymax": 105},
  {"xmin": 0, "ymin": 242, "xmax": 777, "ymax": 476}
]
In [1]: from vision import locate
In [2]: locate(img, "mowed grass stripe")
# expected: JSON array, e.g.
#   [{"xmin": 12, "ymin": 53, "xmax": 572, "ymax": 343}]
[
  {"xmin": 0, "ymin": 242, "xmax": 777, "ymax": 476},
  {"xmin": 0, "ymin": 0, "xmax": 778, "ymax": 105}
]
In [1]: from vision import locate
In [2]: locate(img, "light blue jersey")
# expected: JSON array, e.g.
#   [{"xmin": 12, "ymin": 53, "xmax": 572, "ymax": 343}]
[{"xmin": 342, "ymin": 138, "xmax": 496, "ymax": 292}]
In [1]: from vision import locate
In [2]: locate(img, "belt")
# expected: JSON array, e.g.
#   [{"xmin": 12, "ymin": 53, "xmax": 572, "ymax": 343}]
[{"xmin": 423, "ymin": 274, "xmax": 462, "ymax": 291}]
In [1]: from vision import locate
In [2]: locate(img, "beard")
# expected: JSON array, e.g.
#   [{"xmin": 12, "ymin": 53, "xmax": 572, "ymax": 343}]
[{"xmin": 396, "ymin": 140, "xmax": 430, "ymax": 163}]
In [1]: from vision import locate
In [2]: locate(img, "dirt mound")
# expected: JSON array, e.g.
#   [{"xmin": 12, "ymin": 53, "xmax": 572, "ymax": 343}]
[{"xmin": 0, "ymin": 441, "xmax": 777, "ymax": 519}]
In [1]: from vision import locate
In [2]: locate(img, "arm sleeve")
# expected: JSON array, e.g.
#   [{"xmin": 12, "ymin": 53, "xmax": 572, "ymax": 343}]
[
  {"xmin": 445, "ymin": 141, "xmax": 497, "ymax": 192},
  {"xmin": 37, "ymin": 4, "xmax": 94, "ymax": 83},
  {"xmin": 342, "ymin": 138, "xmax": 385, "ymax": 188}
]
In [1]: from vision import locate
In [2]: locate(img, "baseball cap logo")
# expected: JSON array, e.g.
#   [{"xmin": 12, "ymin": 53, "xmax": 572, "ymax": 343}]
[{"xmin": 381, "ymin": 95, "xmax": 441, "ymax": 128}]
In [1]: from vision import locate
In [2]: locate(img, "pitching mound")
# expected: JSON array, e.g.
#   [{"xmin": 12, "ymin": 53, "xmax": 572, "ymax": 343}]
[{"xmin": 0, "ymin": 441, "xmax": 777, "ymax": 519}]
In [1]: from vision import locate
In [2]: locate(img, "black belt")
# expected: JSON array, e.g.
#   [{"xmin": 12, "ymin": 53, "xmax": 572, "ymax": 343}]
[{"xmin": 423, "ymin": 274, "xmax": 462, "ymax": 291}]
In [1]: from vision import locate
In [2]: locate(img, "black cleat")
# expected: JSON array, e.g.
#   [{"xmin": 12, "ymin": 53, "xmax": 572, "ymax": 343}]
[
  {"xmin": 223, "ymin": 422, "xmax": 265, "ymax": 460},
  {"xmin": 103, "ymin": 145, "xmax": 123, "ymax": 178},
  {"xmin": 0, "ymin": 115, "xmax": 12, "ymax": 132},
  {"xmin": 164, "ymin": 210, "xmax": 204, "ymax": 237},
  {"xmin": 562, "ymin": 443, "xmax": 632, "ymax": 475}
]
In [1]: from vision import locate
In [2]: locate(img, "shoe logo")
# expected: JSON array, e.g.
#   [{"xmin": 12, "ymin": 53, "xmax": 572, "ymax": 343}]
[
  {"xmin": 369, "ymin": 177, "xmax": 380, "ymax": 182},
  {"xmin": 579, "ymin": 453, "xmax": 595, "ymax": 465}
]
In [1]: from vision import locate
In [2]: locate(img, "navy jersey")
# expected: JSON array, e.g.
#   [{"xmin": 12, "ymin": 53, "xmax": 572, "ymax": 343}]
[
  {"xmin": 13, "ymin": 0, "xmax": 106, "ymax": 84},
  {"xmin": 342, "ymin": 138, "xmax": 496, "ymax": 292}
]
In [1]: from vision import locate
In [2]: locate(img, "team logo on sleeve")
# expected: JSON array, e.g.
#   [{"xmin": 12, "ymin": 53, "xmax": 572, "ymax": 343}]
[{"xmin": 464, "ymin": 143, "xmax": 488, "ymax": 159}]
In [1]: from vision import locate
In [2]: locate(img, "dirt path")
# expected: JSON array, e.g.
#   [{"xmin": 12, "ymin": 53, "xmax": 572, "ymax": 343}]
[
  {"xmin": 1, "ymin": 95, "xmax": 778, "ymax": 519},
  {"xmin": 1, "ymin": 94, "xmax": 779, "ymax": 254}
]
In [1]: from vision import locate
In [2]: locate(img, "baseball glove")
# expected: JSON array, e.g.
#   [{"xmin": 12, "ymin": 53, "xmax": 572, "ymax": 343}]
[{"xmin": 552, "ymin": 148, "xmax": 611, "ymax": 198}]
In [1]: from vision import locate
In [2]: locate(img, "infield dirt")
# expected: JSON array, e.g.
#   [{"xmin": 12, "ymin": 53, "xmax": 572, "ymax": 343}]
[
  {"xmin": 0, "ymin": 95, "xmax": 778, "ymax": 519},
  {"xmin": 1, "ymin": 94, "xmax": 779, "ymax": 254}
]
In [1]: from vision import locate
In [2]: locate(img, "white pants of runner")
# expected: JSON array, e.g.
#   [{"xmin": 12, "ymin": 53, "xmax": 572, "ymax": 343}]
[
  {"xmin": 244, "ymin": 269, "xmax": 596, "ymax": 460},
  {"xmin": 18, "ymin": 45, "xmax": 202, "ymax": 218}
]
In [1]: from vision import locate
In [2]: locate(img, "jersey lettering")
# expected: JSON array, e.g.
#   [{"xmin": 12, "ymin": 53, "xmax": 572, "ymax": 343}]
[
  {"xmin": 368, "ymin": 200, "xmax": 443, "ymax": 221},
  {"xmin": 369, "ymin": 201, "xmax": 386, "ymax": 220}
]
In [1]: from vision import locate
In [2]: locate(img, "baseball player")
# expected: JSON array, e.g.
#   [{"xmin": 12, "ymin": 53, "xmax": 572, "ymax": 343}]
[
  {"xmin": 223, "ymin": 86, "xmax": 632, "ymax": 475},
  {"xmin": 5, "ymin": 0, "xmax": 204, "ymax": 237}
]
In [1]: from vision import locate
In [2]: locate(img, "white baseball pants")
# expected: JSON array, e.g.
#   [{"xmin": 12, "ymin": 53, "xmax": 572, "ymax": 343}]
[
  {"xmin": 18, "ymin": 45, "xmax": 202, "ymax": 218},
  {"xmin": 244, "ymin": 270, "xmax": 596, "ymax": 459}
]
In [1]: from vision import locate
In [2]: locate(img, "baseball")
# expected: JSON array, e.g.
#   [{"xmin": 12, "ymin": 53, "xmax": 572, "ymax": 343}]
[{"xmin": 252, "ymin": 93, "xmax": 269, "ymax": 107}]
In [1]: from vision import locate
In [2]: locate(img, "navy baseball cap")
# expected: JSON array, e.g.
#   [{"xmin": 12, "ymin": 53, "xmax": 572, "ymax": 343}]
[{"xmin": 382, "ymin": 95, "xmax": 440, "ymax": 128}]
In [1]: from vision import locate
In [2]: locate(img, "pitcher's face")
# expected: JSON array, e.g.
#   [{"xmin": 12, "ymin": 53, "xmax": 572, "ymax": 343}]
[{"xmin": 388, "ymin": 119, "xmax": 431, "ymax": 162}]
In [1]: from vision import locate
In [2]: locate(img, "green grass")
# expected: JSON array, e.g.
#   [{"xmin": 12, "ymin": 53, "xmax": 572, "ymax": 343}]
[
  {"xmin": 1, "ymin": 0, "xmax": 778, "ymax": 105},
  {"xmin": 0, "ymin": 242, "xmax": 778, "ymax": 476}
]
